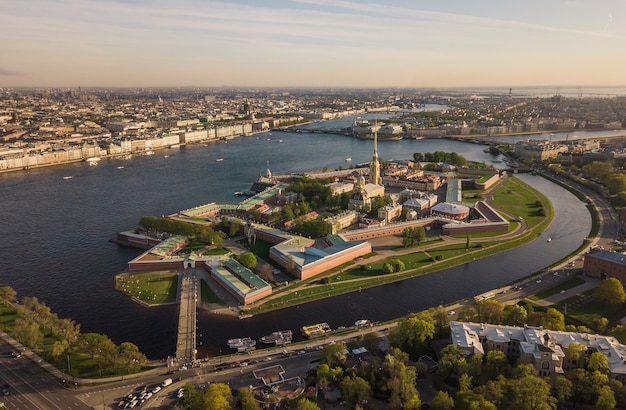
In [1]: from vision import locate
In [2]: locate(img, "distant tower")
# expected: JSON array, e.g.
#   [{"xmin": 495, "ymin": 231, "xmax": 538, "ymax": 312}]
[
  {"xmin": 369, "ymin": 122, "xmax": 382, "ymax": 185},
  {"xmin": 266, "ymin": 160, "xmax": 272, "ymax": 179}
]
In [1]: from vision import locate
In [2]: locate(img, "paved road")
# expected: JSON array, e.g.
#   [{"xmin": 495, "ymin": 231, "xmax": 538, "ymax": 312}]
[{"xmin": 175, "ymin": 269, "xmax": 197, "ymax": 363}]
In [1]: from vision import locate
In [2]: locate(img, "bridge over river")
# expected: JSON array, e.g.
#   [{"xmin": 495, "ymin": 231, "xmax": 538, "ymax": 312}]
[{"xmin": 175, "ymin": 269, "xmax": 197, "ymax": 363}]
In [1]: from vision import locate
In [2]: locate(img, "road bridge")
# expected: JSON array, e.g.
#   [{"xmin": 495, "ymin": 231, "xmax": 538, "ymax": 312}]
[{"xmin": 175, "ymin": 269, "xmax": 197, "ymax": 363}]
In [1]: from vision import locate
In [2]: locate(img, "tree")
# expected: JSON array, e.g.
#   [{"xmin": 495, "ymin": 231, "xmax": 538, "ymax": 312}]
[
  {"xmin": 429, "ymin": 390, "xmax": 454, "ymax": 410},
  {"xmin": 594, "ymin": 278, "xmax": 626, "ymax": 305},
  {"xmin": 13, "ymin": 317, "xmax": 43, "ymax": 349},
  {"xmin": 238, "ymin": 387, "xmax": 261, "ymax": 410},
  {"xmin": 340, "ymin": 375, "xmax": 372, "ymax": 408},
  {"xmin": 389, "ymin": 314, "xmax": 435, "ymax": 358},
  {"xmin": 193, "ymin": 383, "xmax": 232, "ymax": 410},
  {"xmin": 501, "ymin": 374, "xmax": 557, "ymax": 410},
  {"xmin": 237, "ymin": 252, "xmax": 257, "ymax": 270},
  {"xmin": 596, "ymin": 385, "xmax": 617, "ymax": 410},
  {"xmin": 610, "ymin": 325, "xmax": 626, "ymax": 344},
  {"xmin": 378, "ymin": 354, "xmax": 419, "ymax": 408},
  {"xmin": 293, "ymin": 398, "xmax": 320, "ymax": 410},
  {"xmin": 502, "ymin": 304, "xmax": 528, "ymax": 326},
  {"xmin": 119, "ymin": 342, "xmax": 147, "ymax": 372},
  {"xmin": 554, "ymin": 375, "xmax": 573, "ymax": 405},
  {"xmin": 320, "ymin": 343, "xmax": 347, "ymax": 367},
  {"xmin": 0, "ymin": 286, "xmax": 16, "ymax": 305},
  {"xmin": 587, "ymin": 352, "xmax": 610, "ymax": 374},
  {"xmin": 412, "ymin": 226, "xmax": 426, "ymax": 245}
]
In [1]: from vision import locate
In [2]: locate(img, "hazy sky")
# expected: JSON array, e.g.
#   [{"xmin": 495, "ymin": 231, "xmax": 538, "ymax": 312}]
[{"xmin": 2, "ymin": 0, "xmax": 626, "ymax": 88}]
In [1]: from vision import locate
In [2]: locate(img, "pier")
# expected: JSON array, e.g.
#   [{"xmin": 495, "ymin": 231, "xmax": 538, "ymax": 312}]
[{"xmin": 175, "ymin": 269, "xmax": 197, "ymax": 363}]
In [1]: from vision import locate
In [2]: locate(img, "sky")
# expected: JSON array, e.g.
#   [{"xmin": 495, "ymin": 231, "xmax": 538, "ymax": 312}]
[{"xmin": 2, "ymin": 0, "xmax": 626, "ymax": 88}]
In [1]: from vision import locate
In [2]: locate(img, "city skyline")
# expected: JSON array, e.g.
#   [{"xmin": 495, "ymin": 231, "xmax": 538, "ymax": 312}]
[{"xmin": 2, "ymin": 0, "xmax": 626, "ymax": 88}]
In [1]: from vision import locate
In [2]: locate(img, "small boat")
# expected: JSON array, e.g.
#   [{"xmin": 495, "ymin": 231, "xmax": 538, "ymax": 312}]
[
  {"xmin": 259, "ymin": 330, "xmax": 293, "ymax": 345},
  {"xmin": 227, "ymin": 337, "xmax": 256, "ymax": 351},
  {"xmin": 345, "ymin": 157, "xmax": 352, "ymax": 162},
  {"xmin": 354, "ymin": 319, "xmax": 372, "ymax": 327},
  {"xmin": 63, "ymin": 176, "xmax": 73, "ymax": 180},
  {"xmin": 301, "ymin": 323, "xmax": 331, "ymax": 339},
  {"xmin": 116, "ymin": 166, "xmax": 125, "ymax": 169},
  {"xmin": 85, "ymin": 157, "xmax": 100, "ymax": 163},
  {"xmin": 163, "ymin": 155, "xmax": 169, "ymax": 158},
  {"xmin": 547, "ymin": 238, "xmax": 552, "ymax": 242},
  {"xmin": 279, "ymin": 139, "xmax": 283, "ymax": 143},
  {"xmin": 144, "ymin": 150, "xmax": 154, "ymax": 156},
  {"xmin": 215, "ymin": 158, "xmax": 224, "ymax": 162}
]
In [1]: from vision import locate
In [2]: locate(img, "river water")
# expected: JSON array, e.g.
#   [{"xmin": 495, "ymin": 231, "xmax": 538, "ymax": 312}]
[{"xmin": 0, "ymin": 114, "xmax": 593, "ymax": 359}]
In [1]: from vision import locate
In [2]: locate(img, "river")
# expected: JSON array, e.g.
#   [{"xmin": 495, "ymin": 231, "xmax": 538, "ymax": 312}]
[{"xmin": 0, "ymin": 114, "xmax": 592, "ymax": 359}]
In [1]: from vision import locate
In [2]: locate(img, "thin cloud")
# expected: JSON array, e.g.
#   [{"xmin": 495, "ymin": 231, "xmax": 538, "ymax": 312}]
[{"xmin": 0, "ymin": 68, "xmax": 20, "ymax": 76}]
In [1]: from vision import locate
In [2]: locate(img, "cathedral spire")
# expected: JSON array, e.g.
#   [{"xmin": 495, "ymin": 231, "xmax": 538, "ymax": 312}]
[{"xmin": 369, "ymin": 121, "xmax": 381, "ymax": 185}]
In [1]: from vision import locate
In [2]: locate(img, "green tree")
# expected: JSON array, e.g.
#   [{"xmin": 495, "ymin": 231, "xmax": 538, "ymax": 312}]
[
  {"xmin": 502, "ymin": 304, "xmax": 528, "ymax": 326},
  {"xmin": 238, "ymin": 387, "xmax": 261, "ymax": 410},
  {"xmin": 193, "ymin": 383, "xmax": 232, "ymax": 410},
  {"xmin": 554, "ymin": 375, "xmax": 573, "ymax": 405},
  {"xmin": 320, "ymin": 343, "xmax": 347, "ymax": 367},
  {"xmin": 237, "ymin": 252, "xmax": 257, "ymax": 270},
  {"xmin": 412, "ymin": 226, "xmax": 426, "ymax": 245},
  {"xmin": 610, "ymin": 325, "xmax": 626, "ymax": 344},
  {"xmin": 587, "ymin": 352, "xmax": 610, "ymax": 374},
  {"xmin": 596, "ymin": 385, "xmax": 617, "ymax": 410},
  {"xmin": 0, "ymin": 286, "xmax": 16, "ymax": 305},
  {"xmin": 389, "ymin": 314, "xmax": 435, "ymax": 359},
  {"xmin": 119, "ymin": 342, "xmax": 147, "ymax": 372},
  {"xmin": 13, "ymin": 317, "xmax": 43, "ymax": 350},
  {"xmin": 594, "ymin": 278, "xmax": 626, "ymax": 305},
  {"xmin": 429, "ymin": 390, "xmax": 454, "ymax": 410},
  {"xmin": 293, "ymin": 398, "xmax": 320, "ymax": 410},
  {"xmin": 340, "ymin": 375, "xmax": 372, "ymax": 408}
]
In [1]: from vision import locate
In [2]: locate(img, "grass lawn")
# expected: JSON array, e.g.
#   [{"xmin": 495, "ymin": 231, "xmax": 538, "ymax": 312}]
[
  {"xmin": 237, "ymin": 238, "xmax": 274, "ymax": 260},
  {"xmin": 492, "ymin": 177, "xmax": 551, "ymax": 229},
  {"xmin": 116, "ymin": 271, "xmax": 178, "ymax": 305},
  {"xmin": 200, "ymin": 279, "xmax": 224, "ymax": 304},
  {"xmin": 202, "ymin": 247, "xmax": 230, "ymax": 256},
  {"xmin": 556, "ymin": 295, "xmax": 626, "ymax": 326}
]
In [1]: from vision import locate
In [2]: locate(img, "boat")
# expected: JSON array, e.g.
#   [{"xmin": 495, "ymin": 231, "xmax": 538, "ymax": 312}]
[
  {"xmin": 259, "ymin": 330, "xmax": 293, "ymax": 345},
  {"xmin": 547, "ymin": 238, "xmax": 552, "ymax": 242},
  {"xmin": 354, "ymin": 319, "xmax": 372, "ymax": 327},
  {"xmin": 85, "ymin": 157, "xmax": 100, "ymax": 163},
  {"xmin": 116, "ymin": 166, "xmax": 125, "ymax": 170},
  {"xmin": 301, "ymin": 323, "xmax": 331, "ymax": 339},
  {"xmin": 144, "ymin": 150, "xmax": 154, "ymax": 156},
  {"xmin": 215, "ymin": 158, "xmax": 224, "ymax": 162},
  {"xmin": 345, "ymin": 157, "xmax": 352, "ymax": 162},
  {"xmin": 63, "ymin": 176, "xmax": 73, "ymax": 180},
  {"xmin": 227, "ymin": 337, "xmax": 256, "ymax": 351},
  {"xmin": 163, "ymin": 155, "xmax": 170, "ymax": 158}
]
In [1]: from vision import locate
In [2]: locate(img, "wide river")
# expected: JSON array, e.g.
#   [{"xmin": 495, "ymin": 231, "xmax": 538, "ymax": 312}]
[{"xmin": 0, "ymin": 114, "xmax": 596, "ymax": 359}]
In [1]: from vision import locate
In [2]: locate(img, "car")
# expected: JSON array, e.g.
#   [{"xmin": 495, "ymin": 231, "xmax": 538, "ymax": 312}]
[
  {"xmin": 560, "ymin": 290, "xmax": 566, "ymax": 294},
  {"xmin": 263, "ymin": 356, "xmax": 272, "ymax": 361},
  {"xmin": 297, "ymin": 350, "xmax": 306, "ymax": 355},
  {"xmin": 536, "ymin": 279, "xmax": 542, "ymax": 284},
  {"xmin": 239, "ymin": 361, "xmax": 249, "ymax": 367},
  {"xmin": 178, "ymin": 365, "xmax": 187, "ymax": 371},
  {"xmin": 151, "ymin": 386, "xmax": 161, "ymax": 394},
  {"xmin": 315, "ymin": 346, "xmax": 324, "ymax": 351},
  {"xmin": 448, "ymin": 311, "xmax": 455, "ymax": 316}
]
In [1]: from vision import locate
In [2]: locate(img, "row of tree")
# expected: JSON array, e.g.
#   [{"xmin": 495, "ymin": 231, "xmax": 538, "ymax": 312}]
[{"xmin": 0, "ymin": 286, "xmax": 148, "ymax": 378}]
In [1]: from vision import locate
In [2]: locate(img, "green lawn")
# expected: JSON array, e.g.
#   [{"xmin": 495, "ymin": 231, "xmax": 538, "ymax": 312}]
[{"xmin": 115, "ymin": 271, "xmax": 178, "ymax": 304}]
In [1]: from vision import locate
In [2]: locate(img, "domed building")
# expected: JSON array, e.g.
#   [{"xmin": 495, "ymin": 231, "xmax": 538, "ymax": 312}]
[{"xmin": 431, "ymin": 202, "xmax": 470, "ymax": 221}]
